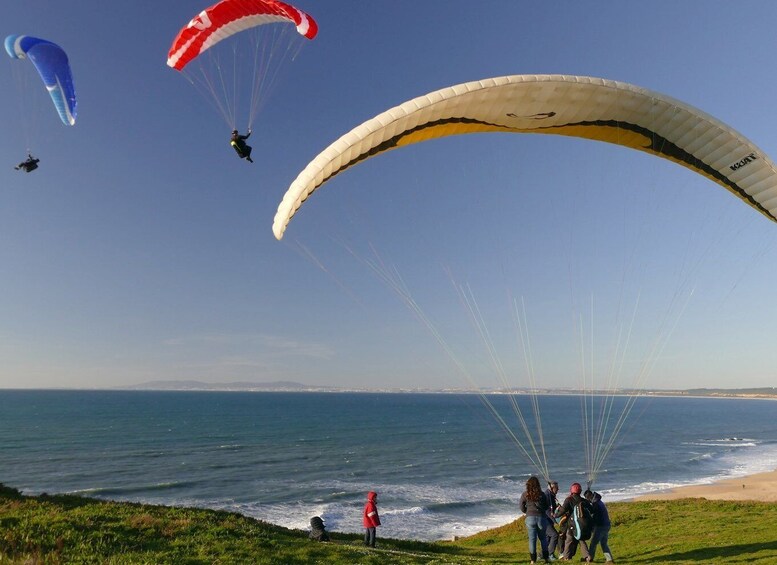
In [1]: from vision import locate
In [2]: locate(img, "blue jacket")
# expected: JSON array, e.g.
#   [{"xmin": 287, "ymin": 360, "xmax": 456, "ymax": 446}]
[{"xmin": 591, "ymin": 492, "xmax": 610, "ymax": 528}]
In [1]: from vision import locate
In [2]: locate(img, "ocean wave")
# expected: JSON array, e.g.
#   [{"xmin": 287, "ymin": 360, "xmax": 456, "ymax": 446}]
[
  {"xmin": 232, "ymin": 499, "xmax": 518, "ymax": 542},
  {"xmin": 69, "ymin": 481, "xmax": 197, "ymax": 497},
  {"xmin": 689, "ymin": 441, "xmax": 757, "ymax": 448},
  {"xmin": 490, "ymin": 474, "xmax": 522, "ymax": 483},
  {"xmin": 383, "ymin": 506, "xmax": 427, "ymax": 516},
  {"xmin": 603, "ymin": 478, "xmax": 716, "ymax": 500}
]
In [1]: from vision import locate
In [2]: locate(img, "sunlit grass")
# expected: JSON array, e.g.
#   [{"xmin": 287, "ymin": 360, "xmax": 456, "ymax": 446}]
[{"xmin": 1, "ymin": 483, "xmax": 776, "ymax": 563}]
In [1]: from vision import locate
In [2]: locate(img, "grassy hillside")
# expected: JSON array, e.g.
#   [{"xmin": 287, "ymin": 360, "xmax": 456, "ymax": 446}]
[{"xmin": 1, "ymin": 483, "xmax": 776, "ymax": 564}]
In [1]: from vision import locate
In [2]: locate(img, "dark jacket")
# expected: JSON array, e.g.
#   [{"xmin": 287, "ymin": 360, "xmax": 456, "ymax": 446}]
[
  {"xmin": 520, "ymin": 490, "xmax": 549, "ymax": 517},
  {"xmin": 591, "ymin": 492, "xmax": 610, "ymax": 528},
  {"xmin": 556, "ymin": 493, "xmax": 584, "ymax": 525},
  {"xmin": 544, "ymin": 487, "xmax": 559, "ymax": 521},
  {"xmin": 230, "ymin": 131, "xmax": 251, "ymax": 156}
]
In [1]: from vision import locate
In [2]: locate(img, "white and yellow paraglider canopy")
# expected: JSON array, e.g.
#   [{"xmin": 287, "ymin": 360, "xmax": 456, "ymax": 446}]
[{"xmin": 273, "ymin": 74, "xmax": 777, "ymax": 240}]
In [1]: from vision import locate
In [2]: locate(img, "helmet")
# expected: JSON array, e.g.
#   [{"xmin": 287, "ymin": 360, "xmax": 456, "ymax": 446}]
[
  {"xmin": 232, "ymin": 129, "xmax": 238, "ymax": 134},
  {"xmin": 570, "ymin": 482, "xmax": 582, "ymax": 495}
]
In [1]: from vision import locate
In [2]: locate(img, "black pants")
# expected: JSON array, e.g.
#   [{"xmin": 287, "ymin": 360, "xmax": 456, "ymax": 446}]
[{"xmin": 545, "ymin": 521, "xmax": 559, "ymax": 554}]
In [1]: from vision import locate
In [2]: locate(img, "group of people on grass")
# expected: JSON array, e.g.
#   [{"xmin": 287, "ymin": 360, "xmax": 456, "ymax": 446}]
[
  {"xmin": 308, "ymin": 482, "xmax": 612, "ymax": 562},
  {"xmin": 520, "ymin": 476, "xmax": 614, "ymax": 564}
]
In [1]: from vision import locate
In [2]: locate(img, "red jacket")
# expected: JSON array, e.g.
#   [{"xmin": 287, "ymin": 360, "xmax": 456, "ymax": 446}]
[{"xmin": 363, "ymin": 491, "xmax": 381, "ymax": 528}]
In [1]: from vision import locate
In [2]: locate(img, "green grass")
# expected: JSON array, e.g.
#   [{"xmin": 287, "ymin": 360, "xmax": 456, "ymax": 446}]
[{"xmin": 1, "ymin": 483, "xmax": 776, "ymax": 563}]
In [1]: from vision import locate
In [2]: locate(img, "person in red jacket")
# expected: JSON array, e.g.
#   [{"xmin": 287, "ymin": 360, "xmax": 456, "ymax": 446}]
[{"xmin": 363, "ymin": 490, "xmax": 381, "ymax": 547}]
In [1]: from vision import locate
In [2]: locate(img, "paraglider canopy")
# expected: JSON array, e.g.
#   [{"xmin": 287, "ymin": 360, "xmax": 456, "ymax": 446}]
[
  {"xmin": 166, "ymin": 0, "xmax": 317, "ymax": 133},
  {"xmin": 166, "ymin": 0, "xmax": 318, "ymax": 71},
  {"xmin": 272, "ymin": 74, "xmax": 777, "ymax": 240},
  {"xmin": 5, "ymin": 34, "xmax": 77, "ymax": 126},
  {"xmin": 269, "ymin": 73, "xmax": 777, "ymax": 487}
]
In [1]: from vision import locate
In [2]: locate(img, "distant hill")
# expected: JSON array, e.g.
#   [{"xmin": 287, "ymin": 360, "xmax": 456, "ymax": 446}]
[
  {"xmin": 120, "ymin": 380, "xmax": 310, "ymax": 391},
  {"xmin": 680, "ymin": 387, "xmax": 777, "ymax": 398},
  {"xmin": 114, "ymin": 382, "xmax": 777, "ymax": 398}
]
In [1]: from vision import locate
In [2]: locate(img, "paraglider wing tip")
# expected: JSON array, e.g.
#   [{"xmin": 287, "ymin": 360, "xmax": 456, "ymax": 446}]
[
  {"xmin": 296, "ymin": 13, "xmax": 318, "ymax": 40},
  {"xmin": 166, "ymin": 57, "xmax": 183, "ymax": 71},
  {"xmin": 4, "ymin": 35, "xmax": 23, "ymax": 59},
  {"xmin": 272, "ymin": 205, "xmax": 290, "ymax": 240}
]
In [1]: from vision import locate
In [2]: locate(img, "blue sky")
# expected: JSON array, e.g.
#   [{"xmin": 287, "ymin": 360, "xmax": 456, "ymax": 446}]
[{"xmin": 2, "ymin": 1, "xmax": 776, "ymax": 390}]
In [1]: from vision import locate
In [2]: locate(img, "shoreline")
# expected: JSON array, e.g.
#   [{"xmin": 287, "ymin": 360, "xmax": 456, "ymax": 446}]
[{"xmin": 632, "ymin": 468, "xmax": 777, "ymax": 502}]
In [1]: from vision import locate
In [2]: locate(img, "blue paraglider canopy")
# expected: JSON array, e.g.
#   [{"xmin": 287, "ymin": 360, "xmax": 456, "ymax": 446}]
[{"xmin": 5, "ymin": 34, "xmax": 77, "ymax": 126}]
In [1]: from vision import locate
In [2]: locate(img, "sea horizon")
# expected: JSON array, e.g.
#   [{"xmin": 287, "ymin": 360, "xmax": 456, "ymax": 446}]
[{"xmin": 2, "ymin": 383, "xmax": 776, "ymax": 398}]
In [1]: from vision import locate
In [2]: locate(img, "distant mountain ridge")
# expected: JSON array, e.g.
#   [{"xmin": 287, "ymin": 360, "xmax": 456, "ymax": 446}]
[
  {"xmin": 115, "ymin": 381, "xmax": 777, "ymax": 397},
  {"xmin": 121, "ymin": 380, "xmax": 310, "ymax": 391}
]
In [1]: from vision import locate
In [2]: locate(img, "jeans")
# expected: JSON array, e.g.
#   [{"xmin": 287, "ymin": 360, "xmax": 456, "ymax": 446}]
[
  {"xmin": 526, "ymin": 515, "xmax": 549, "ymax": 554},
  {"xmin": 589, "ymin": 525, "xmax": 612, "ymax": 560},
  {"xmin": 364, "ymin": 527, "xmax": 376, "ymax": 547}
]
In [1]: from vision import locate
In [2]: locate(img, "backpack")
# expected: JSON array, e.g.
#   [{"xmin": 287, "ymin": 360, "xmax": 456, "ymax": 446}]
[{"xmin": 571, "ymin": 498, "xmax": 594, "ymax": 541}]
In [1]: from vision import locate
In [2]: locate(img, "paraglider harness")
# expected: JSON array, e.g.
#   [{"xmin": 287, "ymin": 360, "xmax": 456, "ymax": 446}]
[
  {"xmin": 309, "ymin": 516, "xmax": 329, "ymax": 542},
  {"xmin": 15, "ymin": 154, "xmax": 39, "ymax": 173}
]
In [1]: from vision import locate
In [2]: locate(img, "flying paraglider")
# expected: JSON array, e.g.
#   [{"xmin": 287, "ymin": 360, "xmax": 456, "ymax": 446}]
[
  {"xmin": 273, "ymin": 74, "xmax": 777, "ymax": 240},
  {"xmin": 4, "ymin": 34, "xmax": 77, "ymax": 126},
  {"xmin": 167, "ymin": 0, "xmax": 317, "ymax": 150},
  {"xmin": 5, "ymin": 34, "xmax": 77, "ymax": 172},
  {"xmin": 14, "ymin": 154, "xmax": 40, "ymax": 173}
]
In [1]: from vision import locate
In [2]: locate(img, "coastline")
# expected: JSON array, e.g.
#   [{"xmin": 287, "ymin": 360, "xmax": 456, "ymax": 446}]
[{"xmin": 632, "ymin": 468, "xmax": 777, "ymax": 502}]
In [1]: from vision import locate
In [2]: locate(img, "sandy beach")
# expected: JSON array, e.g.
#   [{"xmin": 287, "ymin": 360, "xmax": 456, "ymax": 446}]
[{"xmin": 634, "ymin": 469, "xmax": 777, "ymax": 502}]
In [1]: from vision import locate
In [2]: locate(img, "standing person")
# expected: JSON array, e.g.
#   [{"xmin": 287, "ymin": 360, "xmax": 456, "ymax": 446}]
[
  {"xmin": 519, "ymin": 476, "xmax": 550, "ymax": 564},
  {"xmin": 555, "ymin": 482, "xmax": 592, "ymax": 562},
  {"xmin": 230, "ymin": 129, "xmax": 253, "ymax": 162},
  {"xmin": 363, "ymin": 490, "xmax": 381, "ymax": 548},
  {"xmin": 544, "ymin": 480, "xmax": 561, "ymax": 561},
  {"xmin": 585, "ymin": 490, "xmax": 614, "ymax": 563}
]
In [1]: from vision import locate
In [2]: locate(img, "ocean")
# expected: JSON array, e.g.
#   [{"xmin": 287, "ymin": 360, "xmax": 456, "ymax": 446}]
[{"xmin": 0, "ymin": 390, "xmax": 775, "ymax": 541}]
